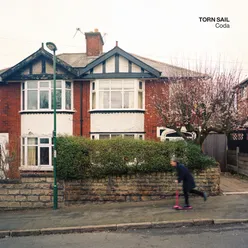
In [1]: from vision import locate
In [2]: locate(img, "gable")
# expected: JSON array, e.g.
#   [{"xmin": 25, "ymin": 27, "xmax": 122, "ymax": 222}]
[
  {"xmin": 0, "ymin": 46, "xmax": 77, "ymax": 81},
  {"xmin": 79, "ymin": 46, "xmax": 161, "ymax": 79}
]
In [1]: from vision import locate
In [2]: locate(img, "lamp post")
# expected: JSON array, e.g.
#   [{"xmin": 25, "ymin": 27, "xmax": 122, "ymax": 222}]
[{"xmin": 46, "ymin": 42, "xmax": 58, "ymax": 210}]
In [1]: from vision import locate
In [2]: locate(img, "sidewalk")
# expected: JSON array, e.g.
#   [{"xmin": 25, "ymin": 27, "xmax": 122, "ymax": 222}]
[
  {"xmin": 220, "ymin": 173, "xmax": 248, "ymax": 193},
  {"xmin": 0, "ymin": 195, "xmax": 248, "ymax": 231}
]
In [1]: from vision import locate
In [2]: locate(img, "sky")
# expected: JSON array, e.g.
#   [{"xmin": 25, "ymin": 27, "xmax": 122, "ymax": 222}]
[{"xmin": 0, "ymin": 0, "xmax": 248, "ymax": 80}]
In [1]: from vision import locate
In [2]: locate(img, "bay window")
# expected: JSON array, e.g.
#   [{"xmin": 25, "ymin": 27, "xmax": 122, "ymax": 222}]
[
  {"xmin": 22, "ymin": 137, "xmax": 52, "ymax": 168},
  {"xmin": 21, "ymin": 80, "xmax": 72, "ymax": 111},
  {"xmin": 91, "ymin": 79, "xmax": 144, "ymax": 110}
]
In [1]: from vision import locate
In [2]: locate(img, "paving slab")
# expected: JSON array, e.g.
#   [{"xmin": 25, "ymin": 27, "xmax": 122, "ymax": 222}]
[{"xmin": 220, "ymin": 174, "xmax": 248, "ymax": 193}]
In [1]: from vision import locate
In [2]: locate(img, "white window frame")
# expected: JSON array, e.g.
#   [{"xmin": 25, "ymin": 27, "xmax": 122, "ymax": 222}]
[
  {"xmin": 90, "ymin": 79, "xmax": 145, "ymax": 111},
  {"xmin": 20, "ymin": 80, "xmax": 73, "ymax": 112},
  {"xmin": 91, "ymin": 133, "xmax": 144, "ymax": 140},
  {"xmin": 241, "ymin": 87, "xmax": 247, "ymax": 99},
  {"xmin": 20, "ymin": 136, "xmax": 53, "ymax": 171}
]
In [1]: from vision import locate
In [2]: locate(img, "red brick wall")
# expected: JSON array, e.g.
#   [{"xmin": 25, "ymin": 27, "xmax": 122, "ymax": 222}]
[
  {"xmin": 0, "ymin": 83, "xmax": 21, "ymax": 178},
  {"xmin": 145, "ymin": 80, "xmax": 169, "ymax": 140},
  {"xmin": 73, "ymin": 81, "xmax": 90, "ymax": 137}
]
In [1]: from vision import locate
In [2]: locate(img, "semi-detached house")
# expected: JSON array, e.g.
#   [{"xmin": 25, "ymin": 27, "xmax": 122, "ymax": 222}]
[{"xmin": 0, "ymin": 29, "xmax": 196, "ymax": 178}]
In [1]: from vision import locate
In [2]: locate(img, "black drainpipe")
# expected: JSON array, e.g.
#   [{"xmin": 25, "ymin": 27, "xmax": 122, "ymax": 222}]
[{"xmin": 80, "ymin": 83, "xmax": 83, "ymax": 136}]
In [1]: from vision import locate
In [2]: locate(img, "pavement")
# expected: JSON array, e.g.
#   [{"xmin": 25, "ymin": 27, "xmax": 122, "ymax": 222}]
[
  {"xmin": 0, "ymin": 194, "xmax": 248, "ymax": 238},
  {"xmin": 1, "ymin": 223, "xmax": 248, "ymax": 247},
  {"xmin": 221, "ymin": 173, "xmax": 248, "ymax": 194}
]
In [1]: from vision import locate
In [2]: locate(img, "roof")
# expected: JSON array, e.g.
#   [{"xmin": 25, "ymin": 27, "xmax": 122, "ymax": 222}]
[
  {"xmin": 1, "ymin": 47, "xmax": 203, "ymax": 79},
  {"xmin": 57, "ymin": 52, "xmax": 203, "ymax": 78},
  {"xmin": 235, "ymin": 78, "xmax": 248, "ymax": 88},
  {"xmin": 0, "ymin": 68, "xmax": 9, "ymax": 75},
  {"xmin": 132, "ymin": 54, "xmax": 204, "ymax": 78},
  {"xmin": 57, "ymin": 53, "xmax": 99, "ymax": 68}
]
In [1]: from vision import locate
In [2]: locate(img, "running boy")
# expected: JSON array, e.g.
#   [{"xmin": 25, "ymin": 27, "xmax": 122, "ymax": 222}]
[{"xmin": 170, "ymin": 156, "xmax": 207, "ymax": 208}]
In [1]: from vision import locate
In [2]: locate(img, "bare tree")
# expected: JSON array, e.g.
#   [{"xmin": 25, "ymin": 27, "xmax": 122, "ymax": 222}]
[
  {"xmin": 0, "ymin": 140, "xmax": 20, "ymax": 179},
  {"xmin": 150, "ymin": 61, "xmax": 245, "ymax": 148}
]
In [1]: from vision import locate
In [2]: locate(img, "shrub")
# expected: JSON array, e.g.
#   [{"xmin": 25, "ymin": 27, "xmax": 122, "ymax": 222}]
[{"xmin": 57, "ymin": 136, "xmax": 216, "ymax": 179}]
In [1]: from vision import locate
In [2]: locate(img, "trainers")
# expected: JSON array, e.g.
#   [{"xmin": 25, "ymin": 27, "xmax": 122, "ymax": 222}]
[
  {"xmin": 203, "ymin": 192, "xmax": 207, "ymax": 201},
  {"xmin": 183, "ymin": 205, "xmax": 192, "ymax": 209}
]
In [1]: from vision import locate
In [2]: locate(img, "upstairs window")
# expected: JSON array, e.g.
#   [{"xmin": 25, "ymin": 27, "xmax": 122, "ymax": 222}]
[
  {"xmin": 240, "ymin": 87, "xmax": 246, "ymax": 99},
  {"xmin": 22, "ymin": 80, "xmax": 72, "ymax": 111},
  {"xmin": 91, "ymin": 80, "xmax": 144, "ymax": 110}
]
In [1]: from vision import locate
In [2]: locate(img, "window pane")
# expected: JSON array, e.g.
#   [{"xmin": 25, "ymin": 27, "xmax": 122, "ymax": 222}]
[
  {"xmin": 99, "ymin": 135, "xmax": 110, "ymax": 140},
  {"xmin": 51, "ymin": 81, "xmax": 62, "ymax": 88},
  {"xmin": 22, "ymin": 146, "xmax": 25, "ymax": 165},
  {"xmin": 40, "ymin": 138, "xmax": 49, "ymax": 144},
  {"xmin": 124, "ymin": 81, "xmax": 134, "ymax": 90},
  {"xmin": 124, "ymin": 91, "xmax": 134, "ymax": 108},
  {"xmin": 139, "ymin": 135, "xmax": 143, "ymax": 140},
  {"xmin": 27, "ymin": 81, "xmax": 37, "ymax": 89},
  {"xmin": 27, "ymin": 91, "xmax": 38, "ymax": 110},
  {"xmin": 92, "ymin": 92, "xmax": 96, "ymax": 109},
  {"xmin": 28, "ymin": 138, "xmax": 38, "ymax": 145},
  {"xmin": 40, "ymin": 91, "xmax": 49, "ymax": 109},
  {"xmin": 111, "ymin": 134, "xmax": 121, "ymax": 139},
  {"xmin": 66, "ymin": 90, "xmax": 71, "ymax": 110},
  {"xmin": 22, "ymin": 82, "xmax": 25, "ymax": 90},
  {"xmin": 111, "ymin": 91, "xmax": 122, "ymax": 108},
  {"xmin": 22, "ymin": 91, "xmax": 25, "ymax": 110},
  {"xmin": 139, "ymin": 81, "xmax": 143, "ymax": 90},
  {"xmin": 40, "ymin": 82, "xmax": 49, "ymax": 88},
  {"xmin": 138, "ymin": 92, "xmax": 143, "ymax": 109},
  {"xmin": 27, "ymin": 146, "xmax": 38, "ymax": 165},
  {"xmin": 111, "ymin": 81, "xmax": 122, "ymax": 90},
  {"xmin": 66, "ymin": 81, "xmax": 71, "ymax": 89},
  {"xmin": 99, "ymin": 91, "xmax": 110, "ymax": 109},
  {"xmin": 92, "ymin": 82, "xmax": 95, "ymax": 91},
  {"xmin": 124, "ymin": 135, "xmax": 135, "ymax": 139},
  {"xmin": 51, "ymin": 89, "xmax": 62, "ymax": 109},
  {"xmin": 99, "ymin": 81, "xmax": 110, "ymax": 90},
  {"xmin": 40, "ymin": 147, "xmax": 49, "ymax": 165}
]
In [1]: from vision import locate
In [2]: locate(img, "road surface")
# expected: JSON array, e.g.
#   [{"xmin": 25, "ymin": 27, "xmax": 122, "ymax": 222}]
[{"xmin": 1, "ymin": 224, "xmax": 248, "ymax": 248}]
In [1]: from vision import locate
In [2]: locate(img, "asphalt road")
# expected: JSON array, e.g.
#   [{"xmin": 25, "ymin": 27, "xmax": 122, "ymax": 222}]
[{"xmin": 1, "ymin": 224, "xmax": 248, "ymax": 248}]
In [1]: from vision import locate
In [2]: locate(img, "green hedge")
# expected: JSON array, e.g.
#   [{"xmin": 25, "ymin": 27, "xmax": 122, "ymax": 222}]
[{"xmin": 57, "ymin": 136, "xmax": 216, "ymax": 179}]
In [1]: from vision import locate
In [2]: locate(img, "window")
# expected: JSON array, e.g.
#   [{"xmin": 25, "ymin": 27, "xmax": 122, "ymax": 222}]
[
  {"xmin": 240, "ymin": 87, "xmax": 246, "ymax": 99},
  {"xmin": 138, "ymin": 81, "xmax": 144, "ymax": 109},
  {"xmin": 92, "ymin": 82, "xmax": 96, "ymax": 109},
  {"xmin": 92, "ymin": 134, "xmax": 144, "ymax": 140},
  {"xmin": 22, "ymin": 137, "xmax": 52, "ymax": 167},
  {"xmin": 22, "ymin": 80, "xmax": 72, "ymax": 111},
  {"xmin": 91, "ymin": 80, "xmax": 144, "ymax": 110}
]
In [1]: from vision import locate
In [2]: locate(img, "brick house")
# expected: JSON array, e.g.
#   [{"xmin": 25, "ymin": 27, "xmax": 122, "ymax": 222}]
[
  {"xmin": 235, "ymin": 78, "xmax": 248, "ymax": 126},
  {"xmin": 0, "ymin": 29, "xmax": 196, "ymax": 178}
]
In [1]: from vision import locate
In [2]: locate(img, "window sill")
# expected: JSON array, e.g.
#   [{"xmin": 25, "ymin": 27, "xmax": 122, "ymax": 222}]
[
  {"xmin": 19, "ymin": 110, "xmax": 75, "ymax": 114},
  {"xmin": 89, "ymin": 109, "xmax": 146, "ymax": 114},
  {"xmin": 20, "ymin": 166, "xmax": 53, "ymax": 171}
]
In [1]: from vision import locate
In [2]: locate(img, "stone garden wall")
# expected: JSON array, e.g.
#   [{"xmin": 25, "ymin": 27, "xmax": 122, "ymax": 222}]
[{"xmin": 0, "ymin": 168, "xmax": 220, "ymax": 210}]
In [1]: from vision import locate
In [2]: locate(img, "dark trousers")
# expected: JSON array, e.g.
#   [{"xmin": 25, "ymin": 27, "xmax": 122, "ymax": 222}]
[{"xmin": 183, "ymin": 187, "xmax": 204, "ymax": 206}]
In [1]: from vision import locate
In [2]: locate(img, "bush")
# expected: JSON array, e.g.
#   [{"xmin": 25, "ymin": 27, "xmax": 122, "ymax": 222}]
[{"xmin": 57, "ymin": 136, "xmax": 216, "ymax": 180}]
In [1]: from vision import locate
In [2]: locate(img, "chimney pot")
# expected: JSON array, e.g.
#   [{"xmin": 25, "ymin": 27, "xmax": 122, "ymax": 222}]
[
  {"xmin": 116, "ymin": 41, "xmax": 118, "ymax": 47},
  {"xmin": 94, "ymin": 28, "xmax": 99, "ymax": 32}
]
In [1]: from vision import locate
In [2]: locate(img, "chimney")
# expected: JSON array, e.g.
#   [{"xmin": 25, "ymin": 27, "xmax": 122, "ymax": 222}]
[{"xmin": 85, "ymin": 28, "xmax": 104, "ymax": 56}]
